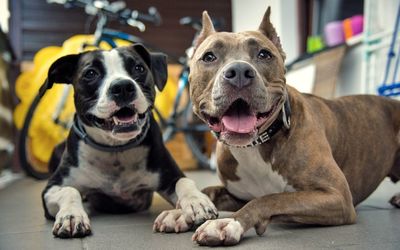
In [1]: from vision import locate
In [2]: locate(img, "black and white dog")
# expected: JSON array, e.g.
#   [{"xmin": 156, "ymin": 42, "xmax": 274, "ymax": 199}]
[{"xmin": 41, "ymin": 44, "xmax": 217, "ymax": 238}]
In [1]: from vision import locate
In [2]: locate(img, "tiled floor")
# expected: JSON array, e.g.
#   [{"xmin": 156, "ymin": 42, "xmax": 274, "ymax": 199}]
[{"xmin": 0, "ymin": 171, "xmax": 399, "ymax": 250}]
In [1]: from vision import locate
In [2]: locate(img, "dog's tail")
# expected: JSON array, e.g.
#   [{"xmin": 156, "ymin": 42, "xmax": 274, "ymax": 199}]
[{"xmin": 0, "ymin": 59, "xmax": 14, "ymax": 170}]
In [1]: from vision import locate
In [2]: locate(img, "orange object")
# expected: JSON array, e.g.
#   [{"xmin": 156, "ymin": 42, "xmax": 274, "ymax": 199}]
[{"xmin": 343, "ymin": 18, "xmax": 353, "ymax": 40}]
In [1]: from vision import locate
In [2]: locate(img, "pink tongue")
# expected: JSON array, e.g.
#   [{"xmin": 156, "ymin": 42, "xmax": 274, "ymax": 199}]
[{"xmin": 222, "ymin": 114, "xmax": 257, "ymax": 133}]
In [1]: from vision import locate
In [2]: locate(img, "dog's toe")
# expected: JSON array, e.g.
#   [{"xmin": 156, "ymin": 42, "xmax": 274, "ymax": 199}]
[
  {"xmin": 73, "ymin": 222, "xmax": 92, "ymax": 237},
  {"xmin": 153, "ymin": 209, "xmax": 193, "ymax": 233},
  {"xmin": 390, "ymin": 193, "xmax": 400, "ymax": 208},
  {"xmin": 53, "ymin": 209, "xmax": 91, "ymax": 238},
  {"xmin": 192, "ymin": 218, "xmax": 244, "ymax": 246},
  {"xmin": 178, "ymin": 193, "xmax": 218, "ymax": 225}
]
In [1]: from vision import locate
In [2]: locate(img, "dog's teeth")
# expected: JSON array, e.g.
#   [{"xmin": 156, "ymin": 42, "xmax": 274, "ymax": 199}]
[
  {"xmin": 112, "ymin": 116, "xmax": 119, "ymax": 125},
  {"xmin": 112, "ymin": 115, "xmax": 137, "ymax": 126}
]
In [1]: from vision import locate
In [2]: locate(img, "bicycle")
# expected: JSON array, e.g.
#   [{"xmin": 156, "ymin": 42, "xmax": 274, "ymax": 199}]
[{"xmin": 15, "ymin": 0, "xmax": 217, "ymax": 179}]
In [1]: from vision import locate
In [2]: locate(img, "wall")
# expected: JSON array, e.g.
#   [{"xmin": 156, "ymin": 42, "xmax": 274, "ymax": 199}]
[
  {"xmin": 9, "ymin": 0, "xmax": 232, "ymax": 61},
  {"xmin": 231, "ymin": 0, "xmax": 300, "ymax": 63},
  {"xmin": 0, "ymin": 1, "xmax": 9, "ymax": 32}
]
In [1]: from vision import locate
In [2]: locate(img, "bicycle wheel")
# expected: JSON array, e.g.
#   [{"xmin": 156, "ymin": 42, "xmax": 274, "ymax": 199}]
[
  {"xmin": 18, "ymin": 92, "xmax": 50, "ymax": 179},
  {"xmin": 183, "ymin": 101, "xmax": 217, "ymax": 170},
  {"xmin": 18, "ymin": 86, "xmax": 74, "ymax": 180}
]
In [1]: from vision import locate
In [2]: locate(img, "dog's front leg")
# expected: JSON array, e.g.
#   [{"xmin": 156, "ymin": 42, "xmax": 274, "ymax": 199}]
[
  {"xmin": 42, "ymin": 185, "xmax": 91, "ymax": 238},
  {"xmin": 193, "ymin": 188, "xmax": 356, "ymax": 246},
  {"xmin": 174, "ymin": 177, "xmax": 218, "ymax": 223},
  {"xmin": 154, "ymin": 177, "xmax": 218, "ymax": 233},
  {"xmin": 202, "ymin": 185, "xmax": 246, "ymax": 211}
]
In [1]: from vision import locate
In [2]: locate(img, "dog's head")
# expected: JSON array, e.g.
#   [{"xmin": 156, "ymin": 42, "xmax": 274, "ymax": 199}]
[
  {"xmin": 44, "ymin": 44, "xmax": 167, "ymax": 142},
  {"xmin": 189, "ymin": 7, "xmax": 287, "ymax": 146}
]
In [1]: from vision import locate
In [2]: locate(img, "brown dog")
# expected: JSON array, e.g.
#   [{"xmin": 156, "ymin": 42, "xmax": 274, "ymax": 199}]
[{"xmin": 188, "ymin": 7, "xmax": 400, "ymax": 246}]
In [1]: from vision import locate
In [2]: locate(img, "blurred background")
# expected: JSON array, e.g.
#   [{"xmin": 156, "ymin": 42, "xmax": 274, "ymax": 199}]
[{"xmin": 0, "ymin": 0, "xmax": 399, "ymax": 184}]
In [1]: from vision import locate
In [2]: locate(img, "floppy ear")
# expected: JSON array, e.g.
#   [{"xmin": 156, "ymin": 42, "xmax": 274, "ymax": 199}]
[
  {"xmin": 39, "ymin": 54, "xmax": 80, "ymax": 97},
  {"xmin": 132, "ymin": 44, "xmax": 168, "ymax": 91},
  {"xmin": 149, "ymin": 52, "xmax": 168, "ymax": 91},
  {"xmin": 132, "ymin": 43, "xmax": 151, "ymax": 67},
  {"xmin": 193, "ymin": 11, "xmax": 216, "ymax": 51},
  {"xmin": 258, "ymin": 7, "xmax": 286, "ymax": 60}
]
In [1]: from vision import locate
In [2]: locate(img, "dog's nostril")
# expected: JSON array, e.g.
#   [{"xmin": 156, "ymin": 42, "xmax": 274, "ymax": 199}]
[
  {"xmin": 125, "ymin": 84, "xmax": 135, "ymax": 93},
  {"xmin": 111, "ymin": 85, "xmax": 122, "ymax": 94},
  {"xmin": 244, "ymin": 69, "xmax": 255, "ymax": 79},
  {"xmin": 110, "ymin": 81, "xmax": 136, "ymax": 101},
  {"xmin": 224, "ymin": 69, "xmax": 236, "ymax": 79}
]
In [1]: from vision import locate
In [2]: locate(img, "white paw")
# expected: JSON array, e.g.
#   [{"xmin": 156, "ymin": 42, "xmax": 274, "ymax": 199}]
[
  {"xmin": 153, "ymin": 209, "xmax": 192, "ymax": 233},
  {"xmin": 177, "ymin": 192, "xmax": 218, "ymax": 225},
  {"xmin": 192, "ymin": 218, "xmax": 244, "ymax": 246},
  {"xmin": 52, "ymin": 206, "xmax": 91, "ymax": 238}
]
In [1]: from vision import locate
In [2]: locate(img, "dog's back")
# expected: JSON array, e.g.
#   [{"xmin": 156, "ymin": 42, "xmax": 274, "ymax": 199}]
[{"xmin": 294, "ymin": 86, "xmax": 400, "ymax": 204}]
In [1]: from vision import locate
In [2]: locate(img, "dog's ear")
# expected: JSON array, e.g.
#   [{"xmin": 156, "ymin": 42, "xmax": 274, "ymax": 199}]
[
  {"xmin": 149, "ymin": 52, "xmax": 168, "ymax": 91},
  {"xmin": 132, "ymin": 43, "xmax": 151, "ymax": 67},
  {"xmin": 132, "ymin": 44, "xmax": 168, "ymax": 91},
  {"xmin": 193, "ymin": 11, "xmax": 216, "ymax": 51},
  {"xmin": 39, "ymin": 54, "xmax": 80, "ymax": 97},
  {"xmin": 258, "ymin": 7, "xmax": 286, "ymax": 60}
]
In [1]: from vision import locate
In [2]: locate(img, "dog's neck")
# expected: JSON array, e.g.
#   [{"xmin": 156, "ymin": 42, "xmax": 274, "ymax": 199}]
[
  {"xmin": 72, "ymin": 115, "xmax": 150, "ymax": 152},
  {"xmin": 84, "ymin": 125, "xmax": 131, "ymax": 146}
]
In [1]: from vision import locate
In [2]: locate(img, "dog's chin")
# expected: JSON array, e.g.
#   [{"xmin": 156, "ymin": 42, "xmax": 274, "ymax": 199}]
[
  {"xmin": 219, "ymin": 131, "xmax": 257, "ymax": 146},
  {"xmin": 109, "ymin": 129, "xmax": 143, "ymax": 141},
  {"xmin": 202, "ymin": 98, "xmax": 278, "ymax": 146}
]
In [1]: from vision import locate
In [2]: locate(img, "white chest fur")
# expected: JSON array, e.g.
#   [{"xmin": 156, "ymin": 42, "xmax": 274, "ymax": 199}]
[
  {"xmin": 225, "ymin": 147, "xmax": 295, "ymax": 201},
  {"xmin": 65, "ymin": 143, "xmax": 159, "ymax": 200}
]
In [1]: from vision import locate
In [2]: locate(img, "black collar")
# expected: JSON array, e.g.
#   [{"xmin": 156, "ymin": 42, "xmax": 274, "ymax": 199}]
[
  {"xmin": 212, "ymin": 97, "xmax": 291, "ymax": 148},
  {"xmin": 72, "ymin": 114, "xmax": 150, "ymax": 152}
]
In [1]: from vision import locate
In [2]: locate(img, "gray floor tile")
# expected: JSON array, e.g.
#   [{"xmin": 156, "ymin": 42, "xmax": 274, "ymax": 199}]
[
  {"xmin": 0, "ymin": 231, "xmax": 84, "ymax": 250},
  {"xmin": 0, "ymin": 171, "xmax": 399, "ymax": 250}
]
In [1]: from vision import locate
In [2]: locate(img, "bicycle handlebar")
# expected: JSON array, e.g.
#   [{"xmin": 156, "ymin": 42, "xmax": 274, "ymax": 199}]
[
  {"xmin": 179, "ymin": 16, "xmax": 224, "ymax": 31},
  {"xmin": 128, "ymin": 7, "xmax": 161, "ymax": 26},
  {"xmin": 47, "ymin": 0, "xmax": 162, "ymax": 31}
]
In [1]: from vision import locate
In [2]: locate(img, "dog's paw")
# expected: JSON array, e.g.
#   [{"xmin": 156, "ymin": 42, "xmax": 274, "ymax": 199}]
[
  {"xmin": 153, "ymin": 209, "xmax": 193, "ymax": 233},
  {"xmin": 192, "ymin": 218, "xmax": 244, "ymax": 246},
  {"xmin": 52, "ymin": 207, "xmax": 91, "ymax": 238},
  {"xmin": 177, "ymin": 192, "xmax": 218, "ymax": 225},
  {"xmin": 390, "ymin": 193, "xmax": 400, "ymax": 208}
]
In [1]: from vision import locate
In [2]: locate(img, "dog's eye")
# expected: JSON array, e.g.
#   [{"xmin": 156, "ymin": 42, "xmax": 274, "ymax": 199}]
[
  {"xmin": 202, "ymin": 52, "xmax": 217, "ymax": 63},
  {"xmin": 135, "ymin": 64, "xmax": 145, "ymax": 73},
  {"xmin": 83, "ymin": 69, "xmax": 99, "ymax": 81},
  {"xmin": 257, "ymin": 49, "xmax": 273, "ymax": 60}
]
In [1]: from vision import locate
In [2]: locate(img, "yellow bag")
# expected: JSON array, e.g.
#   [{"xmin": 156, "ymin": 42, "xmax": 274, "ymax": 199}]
[{"xmin": 14, "ymin": 35, "xmax": 176, "ymax": 166}]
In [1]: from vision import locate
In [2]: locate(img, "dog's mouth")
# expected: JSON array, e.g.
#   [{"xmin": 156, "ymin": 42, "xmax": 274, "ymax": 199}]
[
  {"xmin": 203, "ymin": 99, "xmax": 277, "ymax": 136},
  {"xmin": 90, "ymin": 105, "xmax": 147, "ymax": 134}
]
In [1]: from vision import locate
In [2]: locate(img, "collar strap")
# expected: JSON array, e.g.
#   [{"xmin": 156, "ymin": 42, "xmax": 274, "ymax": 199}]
[
  {"xmin": 72, "ymin": 114, "xmax": 150, "ymax": 152},
  {"xmin": 212, "ymin": 97, "xmax": 291, "ymax": 148}
]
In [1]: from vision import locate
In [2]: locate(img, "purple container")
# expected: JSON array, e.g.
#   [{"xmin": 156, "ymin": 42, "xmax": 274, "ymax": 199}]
[
  {"xmin": 324, "ymin": 21, "xmax": 345, "ymax": 46},
  {"xmin": 351, "ymin": 15, "xmax": 364, "ymax": 35}
]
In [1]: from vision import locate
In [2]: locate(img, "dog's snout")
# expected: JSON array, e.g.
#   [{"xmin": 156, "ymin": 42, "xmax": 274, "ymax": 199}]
[
  {"xmin": 109, "ymin": 80, "xmax": 136, "ymax": 105},
  {"xmin": 222, "ymin": 62, "xmax": 255, "ymax": 88}
]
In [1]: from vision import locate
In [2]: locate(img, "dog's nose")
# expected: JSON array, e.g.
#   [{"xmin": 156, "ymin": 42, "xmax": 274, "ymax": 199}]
[
  {"xmin": 222, "ymin": 62, "xmax": 255, "ymax": 88},
  {"xmin": 109, "ymin": 80, "xmax": 136, "ymax": 104}
]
